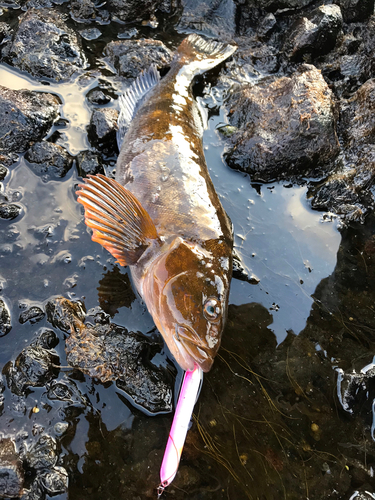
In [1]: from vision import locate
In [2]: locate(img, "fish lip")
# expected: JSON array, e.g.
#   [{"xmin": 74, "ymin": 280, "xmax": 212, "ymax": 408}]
[{"xmin": 174, "ymin": 324, "xmax": 213, "ymax": 372}]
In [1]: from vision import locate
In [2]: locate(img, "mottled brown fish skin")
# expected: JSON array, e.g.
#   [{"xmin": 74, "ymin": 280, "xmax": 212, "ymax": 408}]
[{"xmin": 113, "ymin": 37, "xmax": 235, "ymax": 372}]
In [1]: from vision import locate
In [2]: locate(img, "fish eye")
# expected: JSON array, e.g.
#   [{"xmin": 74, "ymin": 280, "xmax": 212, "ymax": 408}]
[{"xmin": 203, "ymin": 298, "xmax": 221, "ymax": 322}]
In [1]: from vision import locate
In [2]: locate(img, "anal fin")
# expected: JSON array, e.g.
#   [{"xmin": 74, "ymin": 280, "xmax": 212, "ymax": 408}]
[{"xmin": 77, "ymin": 174, "xmax": 159, "ymax": 266}]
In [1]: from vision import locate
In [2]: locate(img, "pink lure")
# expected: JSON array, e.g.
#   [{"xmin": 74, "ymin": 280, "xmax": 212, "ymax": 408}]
[{"xmin": 158, "ymin": 364, "xmax": 203, "ymax": 496}]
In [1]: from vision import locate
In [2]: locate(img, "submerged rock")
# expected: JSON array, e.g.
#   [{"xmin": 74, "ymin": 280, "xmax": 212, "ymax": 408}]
[
  {"xmin": 45, "ymin": 296, "xmax": 85, "ymax": 333},
  {"xmin": 177, "ymin": 0, "xmax": 236, "ymax": 38},
  {"xmin": 0, "ymin": 86, "xmax": 59, "ymax": 156},
  {"xmin": 225, "ymin": 64, "xmax": 339, "ymax": 181},
  {"xmin": 4, "ymin": 343, "xmax": 59, "ymax": 396},
  {"xmin": 25, "ymin": 142, "xmax": 73, "ymax": 180},
  {"xmin": 103, "ymin": 39, "xmax": 173, "ymax": 79},
  {"xmin": 106, "ymin": 0, "xmax": 164, "ymax": 23},
  {"xmin": 0, "ymin": 298, "xmax": 11, "ymax": 336},
  {"xmin": 25, "ymin": 435, "xmax": 57, "ymax": 471},
  {"xmin": 19, "ymin": 306, "xmax": 45, "ymax": 325},
  {"xmin": 39, "ymin": 466, "xmax": 68, "ymax": 495},
  {"xmin": 0, "ymin": 438, "xmax": 24, "ymax": 499},
  {"xmin": 335, "ymin": 0, "xmax": 375, "ymax": 22},
  {"xmin": 284, "ymin": 4, "xmax": 343, "ymax": 61},
  {"xmin": 48, "ymin": 296, "xmax": 173, "ymax": 413},
  {"xmin": 70, "ymin": 0, "xmax": 109, "ymax": 24},
  {"xmin": 3, "ymin": 8, "xmax": 86, "ymax": 81}
]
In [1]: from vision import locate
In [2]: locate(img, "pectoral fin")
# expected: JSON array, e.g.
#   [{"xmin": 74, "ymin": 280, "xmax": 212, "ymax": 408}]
[{"xmin": 77, "ymin": 174, "xmax": 158, "ymax": 266}]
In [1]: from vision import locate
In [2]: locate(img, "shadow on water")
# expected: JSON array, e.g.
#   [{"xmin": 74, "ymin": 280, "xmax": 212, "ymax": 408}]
[{"xmin": 1, "ymin": 11, "xmax": 375, "ymax": 500}]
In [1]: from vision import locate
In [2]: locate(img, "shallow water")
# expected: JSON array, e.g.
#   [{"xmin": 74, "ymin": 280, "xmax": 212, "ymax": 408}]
[{"xmin": 1, "ymin": 13, "xmax": 374, "ymax": 500}]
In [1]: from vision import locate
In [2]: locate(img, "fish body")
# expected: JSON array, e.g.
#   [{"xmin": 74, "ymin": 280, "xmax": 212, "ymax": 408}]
[{"xmin": 77, "ymin": 35, "xmax": 236, "ymax": 372}]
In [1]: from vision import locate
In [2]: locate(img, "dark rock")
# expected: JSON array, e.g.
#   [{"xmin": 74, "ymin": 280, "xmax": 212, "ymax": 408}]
[
  {"xmin": 70, "ymin": 0, "xmax": 110, "ymax": 24},
  {"xmin": 39, "ymin": 466, "xmax": 68, "ymax": 495},
  {"xmin": 45, "ymin": 296, "xmax": 85, "ymax": 333},
  {"xmin": 177, "ymin": 0, "xmax": 236, "ymax": 38},
  {"xmin": 0, "ymin": 86, "xmax": 59, "ymax": 155},
  {"xmin": 4, "ymin": 343, "xmax": 58, "ymax": 395},
  {"xmin": 335, "ymin": 0, "xmax": 375, "ymax": 22},
  {"xmin": 87, "ymin": 108, "xmax": 118, "ymax": 154},
  {"xmin": 0, "ymin": 298, "xmax": 11, "ymax": 336},
  {"xmin": 76, "ymin": 150, "xmax": 104, "ymax": 177},
  {"xmin": 0, "ymin": 438, "xmax": 24, "ymax": 499},
  {"xmin": 336, "ymin": 365, "xmax": 375, "ymax": 415},
  {"xmin": 0, "ymin": 165, "xmax": 8, "ymax": 181},
  {"xmin": 19, "ymin": 306, "xmax": 45, "ymax": 325},
  {"xmin": 311, "ymin": 79, "xmax": 375, "ymax": 221},
  {"xmin": 257, "ymin": 12, "xmax": 276, "ymax": 39},
  {"xmin": 3, "ymin": 8, "xmax": 86, "ymax": 82},
  {"xmin": 54, "ymin": 297, "xmax": 173, "ymax": 413},
  {"xmin": 106, "ymin": 0, "xmax": 163, "ymax": 23},
  {"xmin": 46, "ymin": 378, "xmax": 89, "ymax": 409},
  {"xmin": 33, "ymin": 328, "xmax": 59, "ymax": 350},
  {"xmin": 225, "ymin": 64, "xmax": 339, "ymax": 181},
  {"xmin": 0, "ymin": 203, "xmax": 21, "ymax": 220},
  {"xmin": 25, "ymin": 142, "xmax": 73, "ymax": 180},
  {"xmin": 284, "ymin": 4, "xmax": 343, "ymax": 61},
  {"xmin": 0, "ymin": 22, "xmax": 12, "ymax": 58},
  {"xmin": 86, "ymin": 88, "xmax": 111, "ymax": 105},
  {"xmin": 25, "ymin": 435, "xmax": 57, "ymax": 470},
  {"xmin": 103, "ymin": 39, "xmax": 172, "ymax": 79}
]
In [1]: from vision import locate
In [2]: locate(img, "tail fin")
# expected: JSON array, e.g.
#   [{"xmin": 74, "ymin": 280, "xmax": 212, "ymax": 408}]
[{"xmin": 174, "ymin": 34, "xmax": 236, "ymax": 80}]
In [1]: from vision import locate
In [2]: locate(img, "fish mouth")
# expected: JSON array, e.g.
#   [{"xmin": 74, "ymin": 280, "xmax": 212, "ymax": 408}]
[{"xmin": 174, "ymin": 324, "xmax": 214, "ymax": 373}]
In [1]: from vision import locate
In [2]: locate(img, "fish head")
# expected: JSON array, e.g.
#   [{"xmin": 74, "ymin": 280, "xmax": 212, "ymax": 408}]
[{"xmin": 143, "ymin": 237, "xmax": 232, "ymax": 372}]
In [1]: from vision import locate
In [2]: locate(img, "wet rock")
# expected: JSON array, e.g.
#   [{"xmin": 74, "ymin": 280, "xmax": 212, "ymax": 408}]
[
  {"xmin": 0, "ymin": 22, "xmax": 12, "ymax": 58},
  {"xmin": 25, "ymin": 435, "xmax": 57, "ymax": 470},
  {"xmin": 335, "ymin": 0, "xmax": 375, "ymax": 22},
  {"xmin": 103, "ymin": 39, "xmax": 172, "ymax": 79},
  {"xmin": 284, "ymin": 5, "xmax": 343, "ymax": 61},
  {"xmin": 39, "ymin": 466, "xmax": 68, "ymax": 495},
  {"xmin": 225, "ymin": 64, "xmax": 339, "ymax": 181},
  {"xmin": 56, "ymin": 297, "xmax": 173, "ymax": 413},
  {"xmin": 3, "ymin": 8, "xmax": 86, "ymax": 82},
  {"xmin": 0, "ymin": 165, "xmax": 8, "ymax": 181},
  {"xmin": 0, "ymin": 438, "xmax": 24, "ymax": 498},
  {"xmin": 86, "ymin": 88, "xmax": 111, "ymax": 105},
  {"xmin": 0, "ymin": 86, "xmax": 59, "ymax": 156},
  {"xmin": 19, "ymin": 306, "xmax": 45, "ymax": 325},
  {"xmin": 0, "ymin": 298, "xmax": 11, "ymax": 336},
  {"xmin": 4, "ymin": 343, "xmax": 58, "ymax": 396},
  {"xmin": 70, "ymin": 0, "xmax": 109, "ymax": 24},
  {"xmin": 33, "ymin": 328, "xmax": 59, "ymax": 350},
  {"xmin": 177, "ymin": 0, "xmax": 236, "ymax": 38},
  {"xmin": 336, "ymin": 365, "xmax": 375, "ymax": 415},
  {"xmin": 45, "ymin": 296, "xmax": 85, "ymax": 333},
  {"xmin": 311, "ymin": 79, "xmax": 375, "ymax": 221},
  {"xmin": 106, "ymin": 0, "xmax": 163, "ymax": 23},
  {"xmin": 76, "ymin": 150, "xmax": 104, "ymax": 177},
  {"xmin": 257, "ymin": 12, "xmax": 276, "ymax": 39},
  {"xmin": 87, "ymin": 108, "xmax": 118, "ymax": 154},
  {"xmin": 46, "ymin": 378, "xmax": 89, "ymax": 410},
  {"xmin": 0, "ymin": 203, "xmax": 22, "ymax": 220},
  {"xmin": 25, "ymin": 142, "xmax": 73, "ymax": 180}
]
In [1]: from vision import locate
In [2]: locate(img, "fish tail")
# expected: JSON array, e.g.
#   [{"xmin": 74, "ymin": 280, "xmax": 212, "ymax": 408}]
[{"xmin": 175, "ymin": 34, "xmax": 236, "ymax": 79}]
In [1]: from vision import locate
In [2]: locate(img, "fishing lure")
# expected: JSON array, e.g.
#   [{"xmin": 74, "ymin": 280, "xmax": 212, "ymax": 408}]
[{"xmin": 158, "ymin": 364, "xmax": 203, "ymax": 497}]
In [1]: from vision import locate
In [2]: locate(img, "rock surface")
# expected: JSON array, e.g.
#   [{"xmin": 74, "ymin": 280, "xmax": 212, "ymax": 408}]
[
  {"xmin": 87, "ymin": 108, "xmax": 118, "ymax": 154},
  {"xmin": 25, "ymin": 142, "xmax": 73, "ymax": 180},
  {"xmin": 0, "ymin": 438, "xmax": 24, "ymax": 499},
  {"xmin": 0, "ymin": 298, "xmax": 11, "ymax": 336},
  {"xmin": 225, "ymin": 64, "xmax": 339, "ymax": 181},
  {"xmin": 284, "ymin": 5, "xmax": 343, "ymax": 61},
  {"xmin": 3, "ymin": 8, "xmax": 86, "ymax": 81},
  {"xmin": 103, "ymin": 39, "xmax": 173, "ymax": 79},
  {"xmin": 0, "ymin": 86, "xmax": 59, "ymax": 157},
  {"xmin": 76, "ymin": 150, "xmax": 104, "ymax": 177}
]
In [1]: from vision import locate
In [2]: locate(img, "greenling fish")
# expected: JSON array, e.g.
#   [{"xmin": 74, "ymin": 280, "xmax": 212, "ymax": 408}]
[{"xmin": 77, "ymin": 35, "xmax": 236, "ymax": 372}]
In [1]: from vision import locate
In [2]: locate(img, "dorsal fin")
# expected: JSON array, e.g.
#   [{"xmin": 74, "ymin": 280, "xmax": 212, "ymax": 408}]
[
  {"xmin": 77, "ymin": 174, "xmax": 159, "ymax": 267},
  {"xmin": 117, "ymin": 64, "xmax": 160, "ymax": 150}
]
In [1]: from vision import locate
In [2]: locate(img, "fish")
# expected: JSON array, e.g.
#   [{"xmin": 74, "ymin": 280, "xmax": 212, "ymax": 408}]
[{"xmin": 77, "ymin": 34, "xmax": 236, "ymax": 372}]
